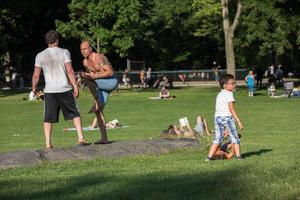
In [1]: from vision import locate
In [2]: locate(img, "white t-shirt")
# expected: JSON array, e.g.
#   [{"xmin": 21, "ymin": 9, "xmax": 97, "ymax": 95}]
[
  {"xmin": 215, "ymin": 89, "xmax": 235, "ymax": 117},
  {"xmin": 146, "ymin": 70, "xmax": 151, "ymax": 79},
  {"xmin": 35, "ymin": 47, "xmax": 72, "ymax": 93}
]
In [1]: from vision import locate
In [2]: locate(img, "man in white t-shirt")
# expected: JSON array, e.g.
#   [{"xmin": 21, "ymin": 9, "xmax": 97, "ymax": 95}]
[
  {"xmin": 206, "ymin": 74, "xmax": 244, "ymax": 161},
  {"xmin": 31, "ymin": 30, "xmax": 90, "ymax": 148}
]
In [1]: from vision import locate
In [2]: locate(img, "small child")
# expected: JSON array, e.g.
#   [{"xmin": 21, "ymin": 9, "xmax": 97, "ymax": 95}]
[
  {"xmin": 268, "ymin": 83, "xmax": 276, "ymax": 96},
  {"xmin": 245, "ymin": 70, "xmax": 255, "ymax": 97},
  {"xmin": 206, "ymin": 74, "xmax": 244, "ymax": 161}
]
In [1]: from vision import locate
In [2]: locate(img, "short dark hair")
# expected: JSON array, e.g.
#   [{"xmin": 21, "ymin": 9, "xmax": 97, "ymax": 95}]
[
  {"xmin": 219, "ymin": 74, "xmax": 235, "ymax": 88},
  {"xmin": 45, "ymin": 30, "xmax": 58, "ymax": 44}
]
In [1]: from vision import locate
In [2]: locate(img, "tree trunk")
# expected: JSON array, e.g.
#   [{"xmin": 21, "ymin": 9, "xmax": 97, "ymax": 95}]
[
  {"xmin": 97, "ymin": 37, "xmax": 100, "ymax": 53},
  {"xmin": 224, "ymin": 30, "xmax": 236, "ymax": 75},
  {"xmin": 222, "ymin": 0, "xmax": 242, "ymax": 77}
]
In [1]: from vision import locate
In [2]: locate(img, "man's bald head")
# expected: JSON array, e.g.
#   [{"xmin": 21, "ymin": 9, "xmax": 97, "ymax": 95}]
[{"xmin": 80, "ymin": 41, "xmax": 92, "ymax": 58}]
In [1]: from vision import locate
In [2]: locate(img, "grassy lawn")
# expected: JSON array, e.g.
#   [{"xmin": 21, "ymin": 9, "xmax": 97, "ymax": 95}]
[{"xmin": 0, "ymin": 86, "xmax": 299, "ymax": 199}]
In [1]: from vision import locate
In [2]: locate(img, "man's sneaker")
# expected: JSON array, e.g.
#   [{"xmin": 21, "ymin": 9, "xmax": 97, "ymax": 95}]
[{"xmin": 205, "ymin": 157, "xmax": 214, "ymax": 161}]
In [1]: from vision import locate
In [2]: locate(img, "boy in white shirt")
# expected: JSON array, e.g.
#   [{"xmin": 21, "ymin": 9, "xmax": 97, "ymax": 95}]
[{"xmin": 206, "ymin": 74, "xmax": 244, "ymax": 161}]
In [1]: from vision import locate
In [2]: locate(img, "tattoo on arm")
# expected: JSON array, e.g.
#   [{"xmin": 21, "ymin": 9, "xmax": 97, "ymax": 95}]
[{"xmin": 97, "ymin": 55, "xmax": 112, "ymax": 68}]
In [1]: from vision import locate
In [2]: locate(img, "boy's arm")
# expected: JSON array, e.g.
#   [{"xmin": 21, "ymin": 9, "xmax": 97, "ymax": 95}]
[{"xmin": 229, "ymin": 102, "xmax": 244, "ymax": 130}]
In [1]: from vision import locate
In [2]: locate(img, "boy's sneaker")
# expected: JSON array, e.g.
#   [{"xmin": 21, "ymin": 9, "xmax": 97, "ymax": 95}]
[{"xmin": 205, "ymin": 157, "xmax": 214, "ymax": 162}]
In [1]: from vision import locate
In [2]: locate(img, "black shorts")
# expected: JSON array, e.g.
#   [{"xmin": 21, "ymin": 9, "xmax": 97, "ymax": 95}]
[{"xmin": 44, "ymin": 90, "xmax": 80, "ymax": 123}]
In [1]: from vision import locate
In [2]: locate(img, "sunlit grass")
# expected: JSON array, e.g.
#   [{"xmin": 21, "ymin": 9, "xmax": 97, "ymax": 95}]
[{"xmin": 0, "ymin": 86, "xmax": 300, "ymax": 199}]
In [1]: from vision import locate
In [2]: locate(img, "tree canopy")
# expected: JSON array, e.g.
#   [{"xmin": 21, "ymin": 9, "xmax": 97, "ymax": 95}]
[{"xmin": 0, "ymin": 0, "xmax": 299, "ymax": 74}]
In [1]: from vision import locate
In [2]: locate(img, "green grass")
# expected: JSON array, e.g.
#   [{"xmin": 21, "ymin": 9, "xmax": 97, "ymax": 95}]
[{"xmin": 0, "ymin": 86, "xmax": 300, "ymax": 200}]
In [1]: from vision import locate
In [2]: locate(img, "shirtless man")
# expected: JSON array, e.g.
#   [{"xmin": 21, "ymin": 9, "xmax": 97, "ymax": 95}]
[{"xmin": 80, "ymin": 41, "xmax": 118, "ymax": 144}]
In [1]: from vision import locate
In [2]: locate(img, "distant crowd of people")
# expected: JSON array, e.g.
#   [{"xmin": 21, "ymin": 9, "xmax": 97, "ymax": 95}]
[
  {"xmin": 244, "ymin": 64, "xmax": 286, "ymax": 97},
  {"xmin": 0, "ymin": 66, "xmax": 28, "ymax": 89}
]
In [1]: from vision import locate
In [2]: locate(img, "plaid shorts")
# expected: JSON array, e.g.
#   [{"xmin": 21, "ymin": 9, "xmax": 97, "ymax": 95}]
[{"xmin": 213, "ymin": 116, "xmax": 240, "ymax": 144}]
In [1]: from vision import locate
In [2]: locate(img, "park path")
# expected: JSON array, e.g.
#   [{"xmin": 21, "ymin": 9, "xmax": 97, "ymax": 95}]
[{"xmin": 0, "ymin": 138, "xmax": 201, "ymax": 170}]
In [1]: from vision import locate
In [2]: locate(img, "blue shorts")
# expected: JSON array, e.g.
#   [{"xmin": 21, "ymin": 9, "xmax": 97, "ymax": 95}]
[
  {"xmin": 94, "ymin": 76, "xmax": 118, "ymax": 106},
  {"xmin": 213, "ymin": 116, "xmax": 240, "ymax": 144}
]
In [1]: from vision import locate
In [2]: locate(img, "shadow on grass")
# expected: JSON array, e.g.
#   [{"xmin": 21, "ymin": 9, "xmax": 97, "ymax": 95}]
[
  {"xmin": 0, "ymin": 165, "xmax": 280, "ymax": 200},
  {"xmin": 242, "ymin": 149, "xmax": 272, "ymax": 158},
  {"xmin": 1, "ymin": 161, "xmax": 296, "ymax": 200},
  {"xmin": 0, "ymin": 88, "xmax": 30, "ymax": 98}
]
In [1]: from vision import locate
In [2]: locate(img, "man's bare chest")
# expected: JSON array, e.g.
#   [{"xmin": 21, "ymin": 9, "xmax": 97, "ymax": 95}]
[{"xmin": 85, "ymin": 59, "xmax": 103, "ymax": 72}]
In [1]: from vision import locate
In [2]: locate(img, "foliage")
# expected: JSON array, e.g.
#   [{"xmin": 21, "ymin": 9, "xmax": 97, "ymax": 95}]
[
  {"xmin": 0, "ymin": 0, "xmax": 299, "ymax": 72},
  {"xmin": 0, "ymin": 9, "xmax": 18, "ymax": 59},
  {"xmin": 56, "ymin": 0, "xmax": 143, "ymax": 57},
  {"xmin": 139, "ymin": 0, "xmax": 217, "ymax": 69},
  {"xmin": 192, "ymin": 0, "xmax": 222, "ymax": 37}
]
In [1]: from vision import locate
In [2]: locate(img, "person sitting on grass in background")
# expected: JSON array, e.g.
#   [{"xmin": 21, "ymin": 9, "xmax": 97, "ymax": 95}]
[
  {"xmin": 206, "ymin": 74, "xmax": 244, "ymax": 161},
  {"xmin": 159, "ymin": 86, "xmax": 171, "ymax": 99},
  {"xmin": 193, "ymin": 116, "xmax": 211, "ymax": 136},
  {"xmin": 90, "ymin": 117, "xmax": 122, "ymax": 129},
  {"xmin": 245, "ymin": 70, "xmax": 255, "ymax": 97},
  {"xmin": 26, "ymin": 90, "xmax": 44, "ymax": 101},
  {"xmin": 160, "ymin": 124, "xmax": 195, "ymax": 138},
  {"xmin": 160, "ymin": 116, "xmax": 211, "ymax": 138},
  {"xmin": 268, "ymin": 83, "xmax": 276, "ymax": 97}
]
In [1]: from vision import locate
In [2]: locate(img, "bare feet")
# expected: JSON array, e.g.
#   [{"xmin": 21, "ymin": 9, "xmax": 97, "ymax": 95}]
[
  {"xmin": 78, "ymin": 139, "xmax": 91, "ymax": 146},
  {"xmin": 46, "ymin": 144, "xmax": 53, "ymax": 149},
  {"xmin": 93, "ymin": 139, "xmax": 109, "ymax": 145}
]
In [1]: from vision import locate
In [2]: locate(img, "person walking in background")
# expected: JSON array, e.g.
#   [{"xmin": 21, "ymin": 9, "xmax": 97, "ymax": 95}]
[
  {"xmin": 145, "ymin": 67, "xmax": 152, "ymax": 88},
  {"xmin": 254, "ymin": 65, "xmax": 263, "ymax": 88},
  {"xmin": 122, "ymin": 70, "xmax": 130, "ymax": 88},
  {"xmin": 80, "ymin": 41, "xmax": 118, "ymax": 144},
  {"xmin": 213, "ymin": 66, "xmax": 219, "ymax": 82},
  {"xmin": 206, "ymin": 74, "xmax": 244, "ymax": 161},
  {"xmin": 139, "ymin": 69, "xmax": 145, "ymax": 88},
  {"xmin": 274, "ymin": 65, "xmax": 284, "ymax": 85},
  {"xmin": 245, "ymin": 70, "xmax": 255, "ymax": 97},
  {"xmin": 32, "ymin": 30, "xmax": 89, "ymax": 149}
]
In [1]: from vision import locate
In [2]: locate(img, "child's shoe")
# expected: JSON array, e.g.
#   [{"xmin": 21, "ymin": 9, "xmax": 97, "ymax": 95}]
[{"xmin": 205, "ymin": 157, "xmax": 214, "ymax": 161}]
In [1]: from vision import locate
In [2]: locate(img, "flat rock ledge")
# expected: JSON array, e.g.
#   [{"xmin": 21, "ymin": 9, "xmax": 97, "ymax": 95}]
[{"xmin": 0, "ymin": 138, "xmax": 200, "ymax": 170}]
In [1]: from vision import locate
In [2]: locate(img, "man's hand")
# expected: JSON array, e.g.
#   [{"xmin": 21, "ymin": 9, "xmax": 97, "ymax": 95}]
[
  {"xmin": 80, "ymin": 72, "xmax": 95, "ymax": 80},
  {"xmin": 73, "ymin": 88, "xmax": 79, "ymax": 98},
  {"xmin": 32, "ymin": 88, "xmax": 37, "ymax": 95}
]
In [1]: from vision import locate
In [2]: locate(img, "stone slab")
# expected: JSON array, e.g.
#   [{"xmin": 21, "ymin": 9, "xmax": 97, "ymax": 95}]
[{"xmin": 0, "ymin": 138, "xmax": 200, "ymax": 170}]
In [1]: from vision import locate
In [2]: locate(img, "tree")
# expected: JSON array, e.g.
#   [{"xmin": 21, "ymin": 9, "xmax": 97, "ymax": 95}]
[
  {"xmin": 138, "ymin": 0, "xmax": 218, "ymax": 70},
  {"xmin": 0, "ymin": 9, "xmax": 18, "ymax": 62},
  {"xmin": 221, "ymin": 0, "xmax": 242, "ymax": 75},
  {"xmin": 193, "ymin": 0, "xmax": 242, "ymax": 76},
  {"xmin": 235, "ymin": 0, "xmax": 300, "ymax": 71},
  {"xmin": 56, "ymin": 0, "xmax": 142, "ymax": 57}
]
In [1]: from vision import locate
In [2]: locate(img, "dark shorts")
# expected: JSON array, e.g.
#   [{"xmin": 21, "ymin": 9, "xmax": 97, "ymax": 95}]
[{"xmin": 44, "ymin": 90, "xmax": 80, "ymax": 123}]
